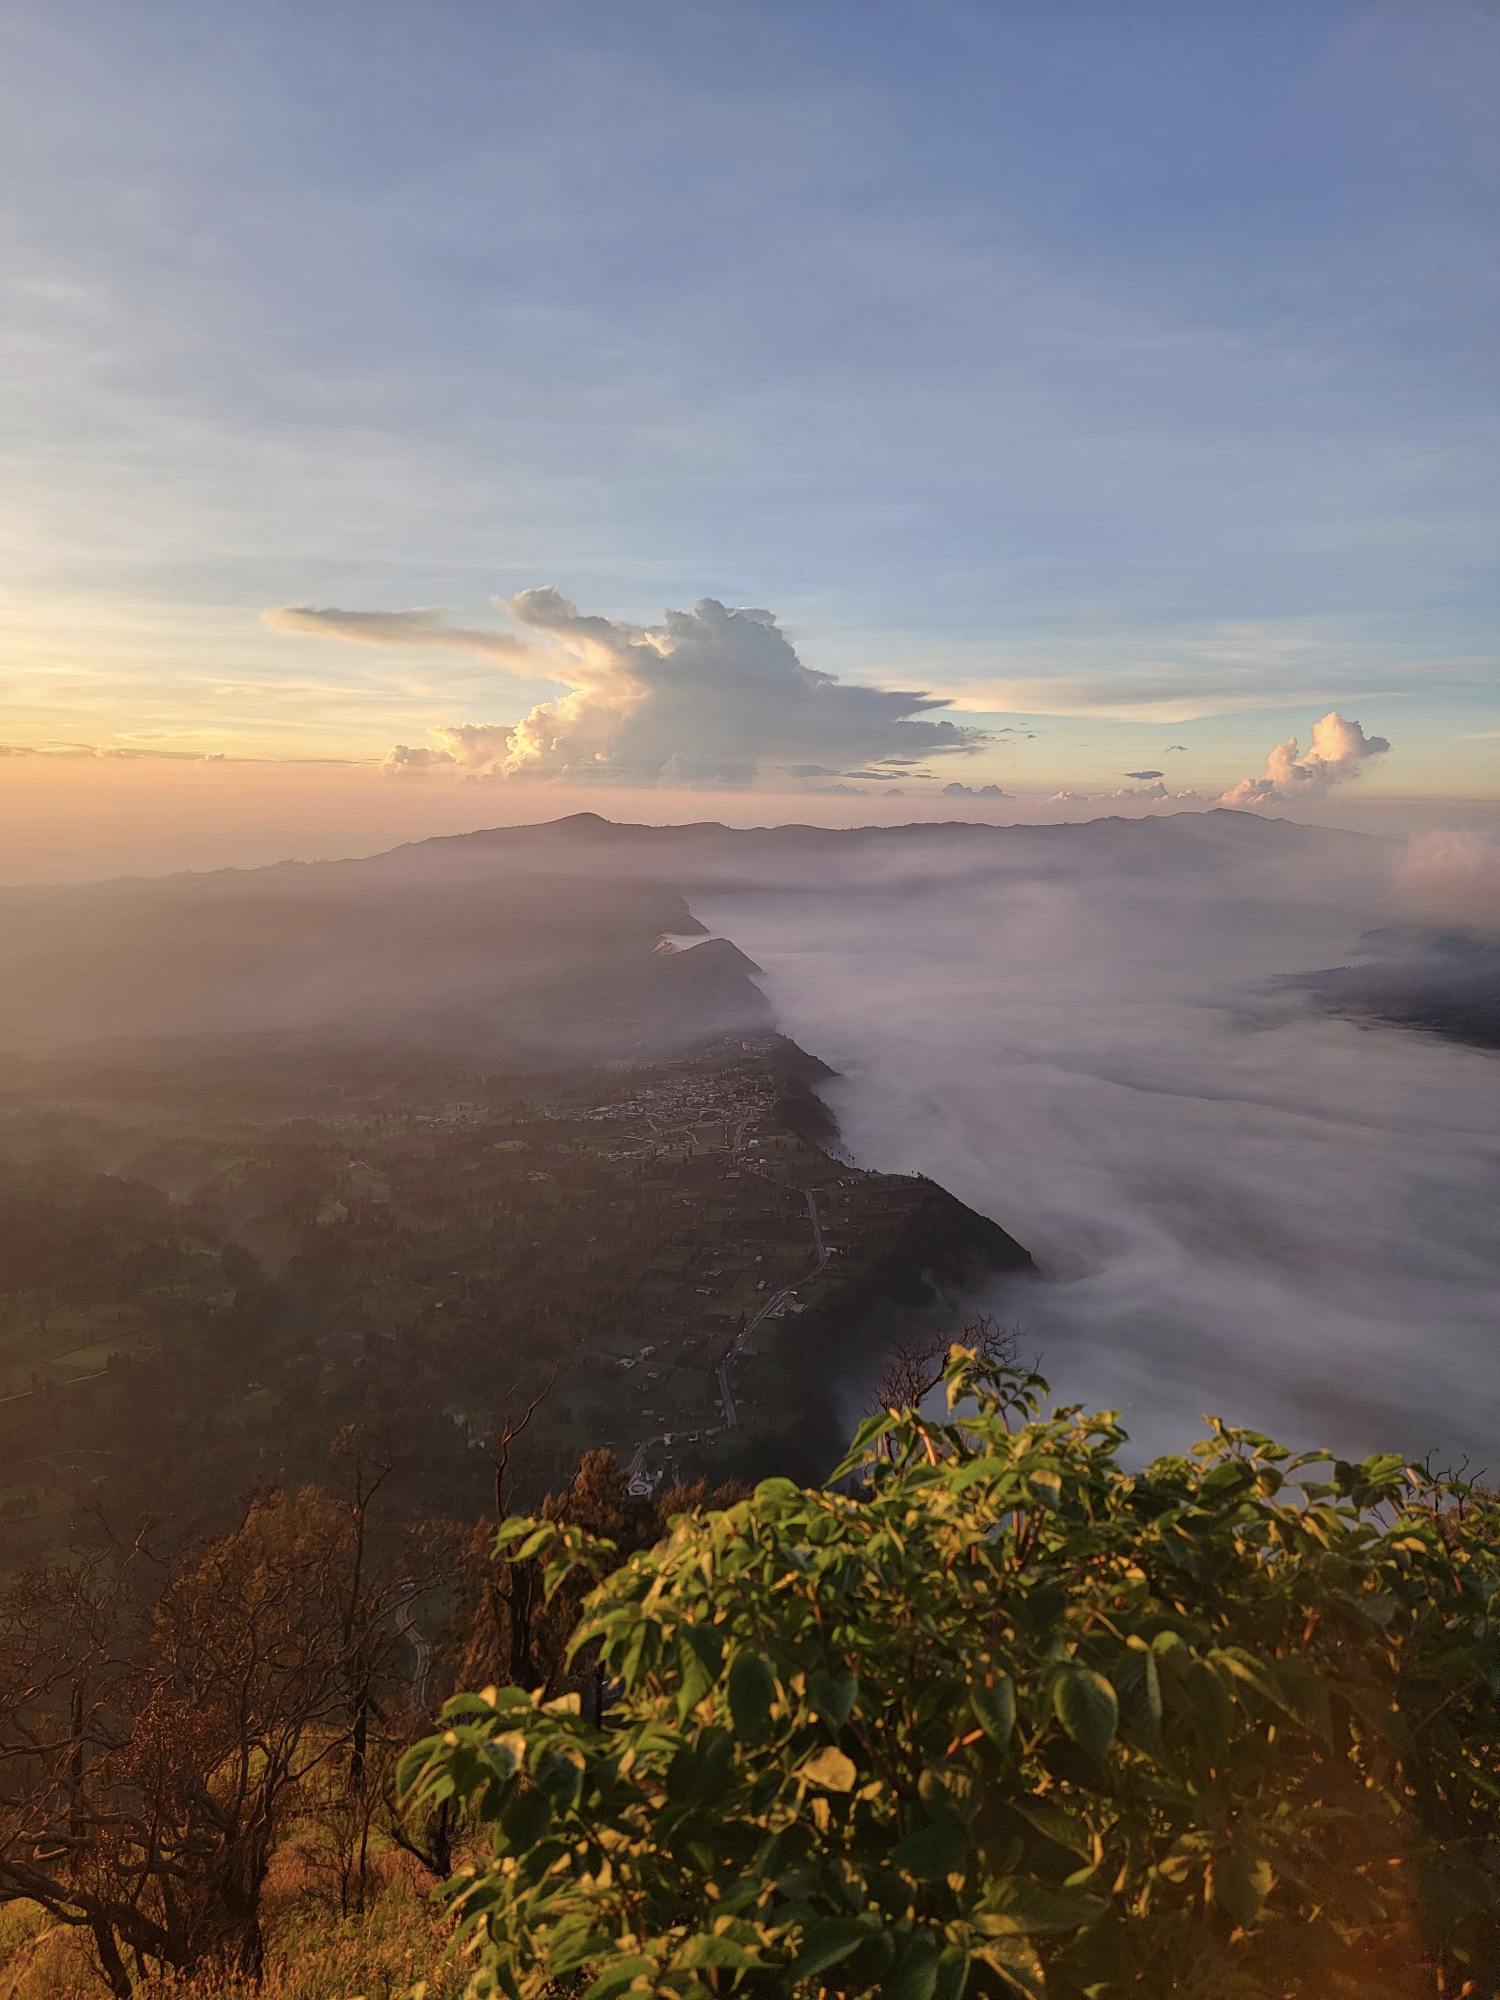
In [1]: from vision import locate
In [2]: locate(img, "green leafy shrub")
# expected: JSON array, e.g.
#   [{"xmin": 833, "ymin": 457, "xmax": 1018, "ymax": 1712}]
[{"xmin": 401, "ymin": 1350, "xmax": 1500, "ymax": 1997}]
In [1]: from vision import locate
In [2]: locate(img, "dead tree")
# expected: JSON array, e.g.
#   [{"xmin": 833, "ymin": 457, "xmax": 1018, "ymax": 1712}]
[
  {"xmin": 0, "ymin": 1484, "xmax": 411, "ymax": 1989},
  {"xmin": 874, "ymin": 1315, "xmax": 1021, "ymax": 1417}
]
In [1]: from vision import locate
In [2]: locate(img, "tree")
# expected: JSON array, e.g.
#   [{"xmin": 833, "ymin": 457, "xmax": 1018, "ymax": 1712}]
[
  {"xmin": 402, "ymin": 1345, "xmax": 1500, "ymax": 1998},
  {"xmin": 873, "ymin": 1316, "xmax": 1018, "ymax": 1423},
  {"xmin": 0, "ymin": 1469, "xmax": 411, "ymax": 1991}
]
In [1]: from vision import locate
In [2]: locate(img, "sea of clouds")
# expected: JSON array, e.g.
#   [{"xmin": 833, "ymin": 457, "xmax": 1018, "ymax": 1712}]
[{"xmin": 693, "ymin": 819, "xmax": 1500, "ymax": 1470}]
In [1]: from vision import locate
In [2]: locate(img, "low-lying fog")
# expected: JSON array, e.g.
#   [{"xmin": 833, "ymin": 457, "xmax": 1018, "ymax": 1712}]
[{"xmin": 693, "ymin": 818, "xmax": 1500, "ymax": 1469}]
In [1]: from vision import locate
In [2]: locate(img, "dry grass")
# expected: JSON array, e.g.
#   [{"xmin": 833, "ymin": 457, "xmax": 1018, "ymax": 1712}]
[{"xmin": 0, "ymin": 1849, "xmax": 468, "ymax": 2000}]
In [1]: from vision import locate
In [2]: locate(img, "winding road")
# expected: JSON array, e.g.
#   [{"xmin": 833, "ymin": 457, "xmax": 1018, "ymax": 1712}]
[{"xmin": 628, "ymin": 1182, "xmax": 829, "ymax": 1487}]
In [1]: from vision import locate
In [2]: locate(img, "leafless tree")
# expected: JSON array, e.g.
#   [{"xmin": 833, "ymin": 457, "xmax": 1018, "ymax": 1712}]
[
  {"xmin": 874, "ymin": 1316, "xmax": 1021, "ymax": 1417},
  {"xmin": 0, "ymin": 1457, "xmax": 414, "ymax": 1991}
]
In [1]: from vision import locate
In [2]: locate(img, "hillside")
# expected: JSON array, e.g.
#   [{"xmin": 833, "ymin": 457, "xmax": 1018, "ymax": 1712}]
[{"xmin": 0, "ymin": 817, "xmax": 1039, "ymax": 1566}]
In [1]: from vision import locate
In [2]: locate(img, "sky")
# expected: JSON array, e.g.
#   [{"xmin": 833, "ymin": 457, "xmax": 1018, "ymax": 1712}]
[{"xmin": 1, "ymin": 0, "xmax": 1497, "ymax": 870}]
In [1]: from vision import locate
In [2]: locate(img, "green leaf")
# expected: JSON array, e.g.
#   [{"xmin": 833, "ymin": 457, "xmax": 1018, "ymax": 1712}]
[
  {"xmin": 979, "ymin": 1874, "xmax": 1107, "ymax": 1936},
  {"xmin": 666, "ymin": 1730, "xmax": 734, "ymax": 1808},
  {"xmin": 1010, "ymin": 1799, "xmax": 1093, "ymax": 1859},
  {"xmin": 676, "ymin": 1624, "xmax": 722, "ymax": 1719},
  {"xmin": 1213, "ymin": 1847, "xmax": 1273, "ymax": 1929},
  {"xmin": 891, "ymin": 1933, "xmax": 944, "ymax": 2000},
  {"xmin": 920, "ymin": 1762, "xmax": 978, "ymax": 1825},
  {"xmin": 794, "ymin": 1917, "xmax": 873, "ymax": 1977},
  {"xmin": 1184, "ymin": 1659, "xmax": 1234, "ymax": 1755},
  {"xmin": 512, "ymin": 1524, "xmax": 558, "ymax": 1563},
  {"xmin": 934, "ymin": 1945, "xmax": 971, "ymax": 2000},
  {"xmin": 1111, "ymin": 1647, "xmax": 1162, "ymax": 1751},
  {"xmin": 728, "ymin": 1650, "xmax": 777, "ymax": 1745},
  {"xmin": 809, "ymin": 1667, "xmax": 858, "ymax": 1730},
  {"xmin": 534, "ymin": 1747, "xmax": 583, "ymax": 1812},
  {"xmin": 973, "ymin": 1936, "xmax": 1046, "ymax": 2000},
  {"xmin": 892, "ymin": 1817, "xmax": 971, "ymax": 1881},
  {"xmin": 395, "ymin": 1739, "xmax": 442, "ymax": 1798},
  {"xmin": 799, "ymin": 1744, "xmax": 857, "ymax": 1792},
  {"xmin": 499, "ymin": 1784, "xmax": 551, "ymax": 1852},
  {"xmin": 970, "ymin": 1674, "xmax": 1016, "ymax": 1748},
  {"xmin": 677, "ymin": 1935, "xmax": 762, "ymax": 1970},
  {"xmin": 1207, "ymin": 1645, "xmax": 1284, "ymax": 1712},
  {"xmin": 581, "ymin": 1956, "xmax": 659, "ymax": 1999},
  {"xmin": 947, "ymin": 1458, "xmax": 998, "ymax": 1494},
  {"xmin": 679, "ymin": 1621, "xmax": 726, "ymax": 1679},
  {"xmin": 1052, "ymin": 1664, "xmax": 1118, "ymax": 1763}
]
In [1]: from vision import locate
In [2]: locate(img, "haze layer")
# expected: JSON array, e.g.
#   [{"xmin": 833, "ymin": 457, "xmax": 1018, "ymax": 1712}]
[{"xmin": 690, "ymin": 813, "xmax": 1500, "ymax": 1465}]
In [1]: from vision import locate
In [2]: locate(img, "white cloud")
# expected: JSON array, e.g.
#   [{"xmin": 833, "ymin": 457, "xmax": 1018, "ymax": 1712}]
[
  {"xmin": 1041, "ymin": 781, "xmax": 1200, "ymax": 806},
  {"xmin": 1219, "ymin": 711, "xmax": 1390, "ymax": 807},
  {"xmin": 381, "ymin": 742, "xmax": 455, "ymax": 772},
  {"xmin": 359, "ymin": 590, "xmax": 986, "ymax": 787}
]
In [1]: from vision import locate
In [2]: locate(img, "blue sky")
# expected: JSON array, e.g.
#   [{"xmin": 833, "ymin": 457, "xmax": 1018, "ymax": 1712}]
[{"xmin": 1, "ymin": 0, "xmax": 1496, "ymax": 803}]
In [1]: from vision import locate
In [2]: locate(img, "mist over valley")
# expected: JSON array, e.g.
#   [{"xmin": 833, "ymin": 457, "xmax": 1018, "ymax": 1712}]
[
  {"xmin": 1, "ymin": 805, "xmax": 1494, "ymax": 1539},
  {"xmin": 690, "ymin": 811, "xmax": 1500, "ymax": 1466}
]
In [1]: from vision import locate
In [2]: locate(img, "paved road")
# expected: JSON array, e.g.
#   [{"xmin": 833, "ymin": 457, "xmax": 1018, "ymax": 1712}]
[
  {"xmin": 715, "ymin": 1185, "xmax": 828, "ymax": 1426},
  {"xmin": 715, "ymin": 1365, "xmax": 737, "ymax": 1426},
  {"xmin": 396, "ymin": 1594, "xmax": 432, "ymax": 1708},
  {"xmin": 628, "ymin": 1180, "xmax": 829, "ymax": 1482}
]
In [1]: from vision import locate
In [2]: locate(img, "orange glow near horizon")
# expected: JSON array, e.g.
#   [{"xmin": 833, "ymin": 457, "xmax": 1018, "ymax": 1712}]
[{"xmin": 0, "ymin": 754, "xmax": 1496, "ymax": 888}]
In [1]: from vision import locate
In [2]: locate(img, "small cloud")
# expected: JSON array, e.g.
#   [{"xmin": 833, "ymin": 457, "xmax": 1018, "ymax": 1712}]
[
  {"xmin": 1219, "ymin": 712, "xmax": 1390, "ymax": 807},
  {"xmin": 1124, "ymin": 770, "xmax": 1164, "ymax": 780},
  {"xmin": 381, "ymin": 743, "xmax": 457, "ymax": 774},
  {"xmin": 1047, "ymin": 791, "xmax": 1089, "ymax": 803}
]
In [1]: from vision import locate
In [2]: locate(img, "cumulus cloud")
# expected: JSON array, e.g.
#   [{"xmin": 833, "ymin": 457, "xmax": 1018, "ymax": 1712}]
[
  {"xmin": 366, "ymin": 590, "xmax": 987, "ymax": 788},
  {"xmin": 1396, "ymin": 831, "xmax": 1500, "ymax": 929},
  {"xmin": 1042, "ymin": 782, "xmax": 1200, "ymax": 806},
  {"xmin": 381, "ymin": 743, "xmax": 455, "ymax": 772},
  {"xmin": 942, "ymin": 782, "xmax": 1010, "ymax": 799},
  {"xmin": 1219, "ymin": 711, "xmax": 1390, "ymax": 807},
  {"xmin": 264, "ymin": 604, "xmax": 538, "ymax": 667}
]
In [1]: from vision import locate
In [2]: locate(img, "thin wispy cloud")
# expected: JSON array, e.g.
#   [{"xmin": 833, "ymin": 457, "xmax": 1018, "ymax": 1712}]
[{"xmin": 262, "ymin": 606, "xmax": 540, "ymax": 669}]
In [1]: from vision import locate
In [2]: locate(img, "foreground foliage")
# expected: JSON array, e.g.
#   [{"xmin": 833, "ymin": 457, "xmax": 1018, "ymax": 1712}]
[{"xmin": 403, "ymin": 1349, "xmax": 1500, "ymax": 1998}]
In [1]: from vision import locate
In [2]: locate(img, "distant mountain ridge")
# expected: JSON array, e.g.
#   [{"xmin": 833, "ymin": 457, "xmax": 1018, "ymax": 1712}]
[{"xmin": 0, "ymin": 807, "xmax": 1394, "ymax": 1078}]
